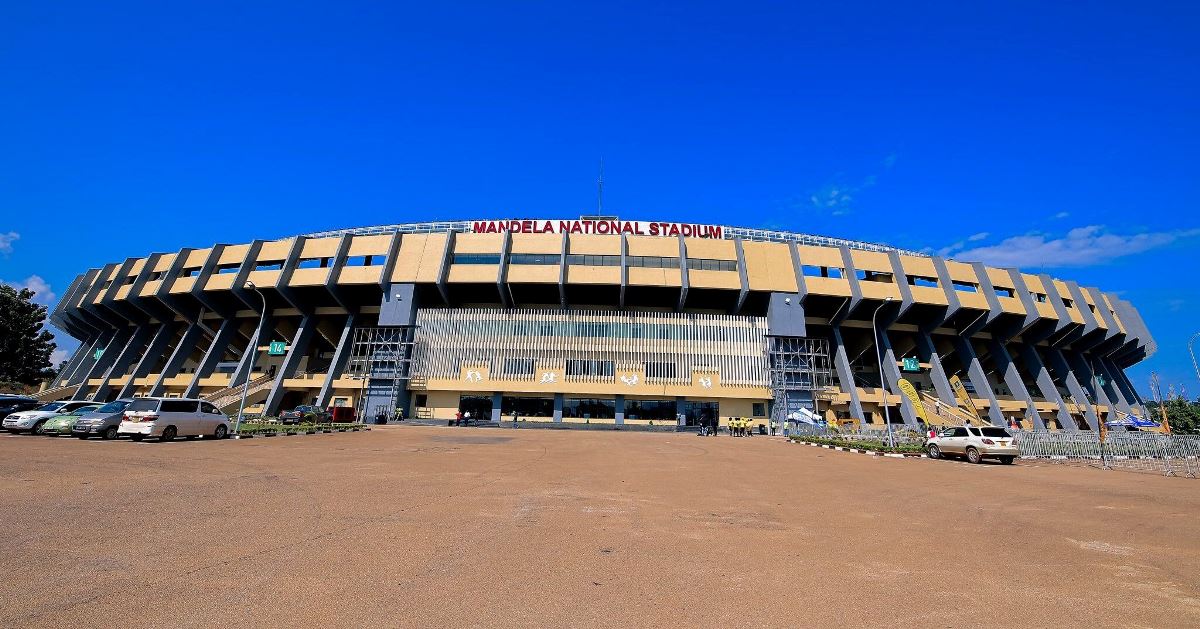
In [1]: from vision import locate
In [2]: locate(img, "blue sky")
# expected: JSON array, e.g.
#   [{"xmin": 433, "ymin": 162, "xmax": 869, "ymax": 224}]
[{"xmin": 1, "ymin": 1, "xmax": 1197, "ymax": 396}]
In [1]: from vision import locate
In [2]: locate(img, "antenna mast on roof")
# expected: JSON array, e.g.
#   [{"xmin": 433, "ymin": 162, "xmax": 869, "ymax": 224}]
[{"xmin": 596, "ymin": 158, "xmax": 604, "ymax": 215}]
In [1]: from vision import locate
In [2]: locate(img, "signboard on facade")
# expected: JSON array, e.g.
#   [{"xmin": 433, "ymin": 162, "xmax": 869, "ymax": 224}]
[
  {"xmin": 268, "ymin": 341, "xmax": 288, "ymax": 356},
  {"xmin": 470, "ymin": 219, "xmax": 723, "ymax": 239}
]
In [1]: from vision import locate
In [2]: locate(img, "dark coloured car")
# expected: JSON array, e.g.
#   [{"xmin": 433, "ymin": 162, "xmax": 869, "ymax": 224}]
[
  {"xmin": 0, "ymin": 395, "xmax": 40, "ymax": 420},
  {"xmin": 72, "ymin": 399, "xmax": 135, "ymax": 440},
  {"xmin": 279, "ymin": 405, "xmax": 331, "ymax": 424}
]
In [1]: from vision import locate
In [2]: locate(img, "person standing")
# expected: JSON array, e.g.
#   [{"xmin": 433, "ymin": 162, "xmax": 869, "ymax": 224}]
[{"xmin": 464, "ymin": 410, "xmax": 472, "ymax": 426}]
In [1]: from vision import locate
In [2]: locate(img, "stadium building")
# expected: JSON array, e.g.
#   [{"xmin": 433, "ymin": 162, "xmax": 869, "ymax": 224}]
[{"xmin": 43, "ymin": 217, "xmax": 1155, "ymax": 431}]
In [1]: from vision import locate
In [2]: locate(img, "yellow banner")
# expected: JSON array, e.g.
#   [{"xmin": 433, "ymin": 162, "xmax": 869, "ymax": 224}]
[
  {"xmin": 896, "ymin": 379, "xmax": 929, "ymax": 424},
  {"xmin": 949, "ymin": 375, "xmax": 981, "ymax": 419}
]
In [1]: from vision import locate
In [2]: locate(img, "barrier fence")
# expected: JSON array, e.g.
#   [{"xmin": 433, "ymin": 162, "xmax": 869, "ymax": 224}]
[{"xmin": 1013, "ymin": 430, "xmax": 1200, "ymax": 478}]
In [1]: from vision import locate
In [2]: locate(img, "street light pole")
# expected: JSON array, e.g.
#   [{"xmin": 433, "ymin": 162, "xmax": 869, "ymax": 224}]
[
  {"xmin": 1189, "ymin": 332, "xmax": 1200, "ymax": 393},
  {"xmin": 234, "ymin": 281, "xmax": 267, "ymax": 434},
  {"xmin": 872, "ymin": 297, "xmax": 895, "ymax": 447}
]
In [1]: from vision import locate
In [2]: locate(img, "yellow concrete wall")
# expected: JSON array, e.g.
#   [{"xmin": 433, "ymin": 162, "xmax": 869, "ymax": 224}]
[
  {"xmin": 511, "ymin": 233, "xmax": 562, "ymax": 254},
  {"xmin": 627, "ymin": 235, "xmax": 680, "ymax": 257},
  {"xmin": 742, "ymin": 242, "xmax": 797, "ymax": 292}
]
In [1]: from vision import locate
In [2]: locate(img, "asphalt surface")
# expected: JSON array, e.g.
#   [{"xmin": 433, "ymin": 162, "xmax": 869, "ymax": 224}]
[{"xmin": 1, "ymin": 426, "xmax": 1198, "ymax": 628}]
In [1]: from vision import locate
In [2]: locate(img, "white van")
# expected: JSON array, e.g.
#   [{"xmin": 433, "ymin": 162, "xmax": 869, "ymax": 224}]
[{"xmin": 118, "ymin": 397, "xmax": 231, "ymax": 442}]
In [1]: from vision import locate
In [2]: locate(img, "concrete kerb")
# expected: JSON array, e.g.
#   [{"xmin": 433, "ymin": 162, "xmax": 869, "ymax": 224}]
[
  {"xmin": 230, "ymin": 426, "xmax": 372, "ymax": 440},
  {"xmin": 794, "ymin": 440, "xmax": 927, "ymax": 459}
]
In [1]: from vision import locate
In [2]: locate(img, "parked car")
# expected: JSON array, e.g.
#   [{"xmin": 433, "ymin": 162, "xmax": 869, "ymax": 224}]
[
  {"xmin": 279, "ymin": 404, "xmax": 331, "ymax": 424},
  {"xmin": 3, "ymin": 400, "xmax": 102, "ymax": 434},
  {"xmin": 118, "ymin": 397, "xmax": 231, "ymax": 442},
  {"xmin": 40, "ymin": 403, "xmax": 104, "ymax": 435},
  {"xmin": 0, "ymin": 395, "xmax": 40, "ymax": 420},
  {"xmin": 926, "ymin": 425, "xmax": 1019, "ymax": 464},
  {"xmin": 71, "ymin": 399, "xmax": 135, "ymax": 440}
]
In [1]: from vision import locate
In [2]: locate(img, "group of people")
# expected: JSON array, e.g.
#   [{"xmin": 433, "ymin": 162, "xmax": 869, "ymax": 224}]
[
  {"xmin": 696, "ymin": 416, "xmax": 762, "ymax": 437},
  {"xmin": 453, "ymin": 410, "xmax": 474, "ymax": 426}
]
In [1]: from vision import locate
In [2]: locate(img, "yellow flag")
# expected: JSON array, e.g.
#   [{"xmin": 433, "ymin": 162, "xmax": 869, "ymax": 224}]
[
  {"xmin": 896, "ymin": 379, "xmax": 929, "ymax": 424},
  {"xmin": 949, "ymin": 375, "xmax": 981, "ymax": 419}
]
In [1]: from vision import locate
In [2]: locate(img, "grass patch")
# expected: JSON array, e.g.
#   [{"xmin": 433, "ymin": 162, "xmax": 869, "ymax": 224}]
[{"xmin": 790, "ymin": 435, "xmax": 926, "ymax": 454}]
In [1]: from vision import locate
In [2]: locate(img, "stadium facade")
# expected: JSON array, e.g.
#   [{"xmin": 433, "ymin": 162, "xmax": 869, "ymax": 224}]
[{"xmin": 44, "ymin": 217, "xmax": 1155, "ymax": 430}]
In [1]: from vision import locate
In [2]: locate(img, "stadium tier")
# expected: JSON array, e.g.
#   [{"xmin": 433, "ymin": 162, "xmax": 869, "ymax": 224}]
[{"xmin": 45, "ymin": 217, "xmax": 1154, "ymax": 430}]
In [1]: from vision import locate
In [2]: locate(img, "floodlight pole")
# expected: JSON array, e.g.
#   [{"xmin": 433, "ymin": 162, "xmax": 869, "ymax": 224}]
[
  {"xmin": 1188, "ymin": 332, "xmax": 1200, "ymax": 394},
  {"xmin": 872, "ymin": 297, "xmax": 895, "ymax": 448},
  {"xmin": 234, "ymin": 281, "xmax": 267, "ymax": 435}
]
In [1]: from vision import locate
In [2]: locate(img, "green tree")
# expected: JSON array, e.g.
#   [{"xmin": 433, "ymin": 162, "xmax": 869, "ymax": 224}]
[
  {"xmin": 0, "ymin": 284, "xmax": 57, "ymax": 386},
  {"xmin": 1147, "ymin": 399, "xmax": 1200, "ymax": 435}
]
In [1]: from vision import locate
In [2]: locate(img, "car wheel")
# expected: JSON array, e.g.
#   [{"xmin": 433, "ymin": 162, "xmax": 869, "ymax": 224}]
[
  {"xmin": 927, "ymin": 444, "xmax": 941, "ymax": 459},
  {"xmin": 213, "ymin": 424, "xmax": 228, "ymax": 440},
  {"xmin": 103, "ymin": 426, "xmax": 118, "ymax": 440},
  {"xmin": 31, "ymin": 420, "xmax": 46, "ymax": 435},
  {"xmin": 999, "ymin": 456, "xmax": 1015, "ymax": 465},
  {"xmin": 966, "ymin": 447, "xmax": 982, "ymax": 464},
  {"xmin": 131, "ymin": 435, "xmax": 144, "ymax": 442},
  {"xmin": 160, "ymin": 426, "xmax": 177, "ymax": 442}
]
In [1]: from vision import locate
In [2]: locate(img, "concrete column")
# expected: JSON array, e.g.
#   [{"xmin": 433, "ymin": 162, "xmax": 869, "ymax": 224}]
[
  {"xmin": 75, "ymin": 327, "xmax": 133, "ymax": 400},
  {"xmin": 89, "ymin": 325, "xmax": 154, "ymax": 401},
  {"xmin": 149, "ymin": 323, "xmax": 204, "ymax": 397},
  {"xmin": 915, "ymin": 331, "xmax": 956, "ymax": 406},
  {"xmin": 675, "ymin": 397, "xmax": 687, "ymax": 428},
  {"xmin": 184, "ymin": 319, "xmax": 240, "ymax": 398},
  {"xmin": 615, "ymin": 394, "xmax": 625, "ymax": 425},
  {"xmin": 830, "ymin": 326, "xmax": 865, "ymax": 421},
  {"xmin": 53, "ymin": 341, "xmax": 92, "ymax": 388},
  {"xmin": 951, "ymin": 335, "xmax": 1005, "ymax": 426},
  {"xmin": 1018, "ymin": 344, "xmax": 1075, "ymax": 430},
  {"xmin": 1092, "ymin": 358, "xmax": 1132, "ymax": 415},
  {"xmin": 553, "ymin": 393, "xmax": 563, "ymax": 423},
  {"xmin": 230, "ymin": 314, "xmax": 274, "ymax": 388},
  {"xmin": 1046, "ymin": 348, "xmax": 1099, "ymax": 430},
  {"xmin": 877, "ymin": 328, "xmax": 918, "ymax": 427},
  {"xmin": 118, "ymin": 322, "xmax": 177, "ymax": 399},
  {"xmin": 1065, "ymin": 351, "xmax": 1114, "ymax": 423},
  {"xmin": 316, "ymin": 314, "xmax": 356, "ymax": 408},
  {"xmin": 263, "ymin": 315, "xmax": 317, "ymax": 415},
  {"xmin": 65, "ymin": 330, "xmax": 115, "ymax": 386},
  {"xmin": 1107, "ymin": 359, "xmax": 1147, "ymax": 409},
  {"xmin": 491, "ymin": 392, "xmax": 502, "ymax": 423},
  {"xmin": 988, "ymin": 339, "xmax": 1045, "ymax": 429}
]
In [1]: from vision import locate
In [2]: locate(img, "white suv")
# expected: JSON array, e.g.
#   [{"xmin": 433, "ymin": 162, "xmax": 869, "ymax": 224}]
[
  {"xmin": 4, "ymin": 400, "xmax": 100, "ymax": 434},
  {"xmin": 118, "ymin": 397, "xmax": 231, "ymax": 442},
  {"xmin": 926, "ymin": 425, "xmax": 1019, "ymax": 464}
]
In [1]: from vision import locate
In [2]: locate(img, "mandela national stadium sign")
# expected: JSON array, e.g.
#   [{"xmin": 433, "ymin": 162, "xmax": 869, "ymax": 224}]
[{"xmin": 471, "ymin": 219, "xmax": 724, "ymax": 239}]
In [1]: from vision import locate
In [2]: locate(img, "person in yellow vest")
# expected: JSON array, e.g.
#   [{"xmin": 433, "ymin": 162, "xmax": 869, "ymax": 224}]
[
  {"xmin": 769, "ymin": 418, "xmax": 778, "ymax": 436},
  {"xmin": 736, "ymin": 417, "xmax": 745, "ymax": 437}
]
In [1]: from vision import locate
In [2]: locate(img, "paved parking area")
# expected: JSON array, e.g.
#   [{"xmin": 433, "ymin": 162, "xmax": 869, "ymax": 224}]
[{"xmin": 1, "ymin": 427, "xmax": 1198, "ymax": 628}]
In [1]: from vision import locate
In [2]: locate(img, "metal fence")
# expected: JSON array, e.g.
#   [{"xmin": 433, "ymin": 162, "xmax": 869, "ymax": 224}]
[{"xmin": 1013, "ymin": 430, "xmax": 1200, "ymax": 477}]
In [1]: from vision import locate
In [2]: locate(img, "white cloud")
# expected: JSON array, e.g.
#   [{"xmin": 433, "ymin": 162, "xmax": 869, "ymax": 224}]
[
  {"xmin": 883, "ymin": 153, "xmax": 898, "ymax": 169},
  {"xmin": 946, "ymin": 225, "xmax": 1200, "ymax": 268},
  {"xmin": 3, "ymin": 274, "xmax": 56, "ymax": 305},
  {"xmin": 50, "ymin": 348, "xmax": 69, "ymax": 366},
  {"xmin": 1053, "ymin": 211, "xmax": 1070, "ymax": 219},
  {"xmin": 0, "ymin": 231, "xmax": 18, "ymax": 255},
  {"xmin": 967, "ymin": 232, "xmax": 989, "ymax": 242}
]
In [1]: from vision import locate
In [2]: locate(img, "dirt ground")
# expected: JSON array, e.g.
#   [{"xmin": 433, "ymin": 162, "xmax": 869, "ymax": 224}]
[{"xmin": 1, "ymin": 425, "xmax": 1198, "ymax": 628}]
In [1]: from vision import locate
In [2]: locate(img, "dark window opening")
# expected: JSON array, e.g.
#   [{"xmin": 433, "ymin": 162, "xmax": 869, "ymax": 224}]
[
  {"xmin": 565, "ymin": 359, "xmax": 615, "ymax": 377},
  {"xmin": 509, "ymin": 253, "xmax": 561, "ymax": 265},
  {"xmin": 687, "ymin": 258, "xmax": 738, "ymax": 272},
  {"xmin": 452, "ymin": 253, "xmax": 502, "ymax": 265},
  {"xmin": 562, "ymin": 397, "xmax": 615, "ymax": 419},
  {"xmin": 565, "ymin": 254, "xmax": 621, "ymax": 266}
]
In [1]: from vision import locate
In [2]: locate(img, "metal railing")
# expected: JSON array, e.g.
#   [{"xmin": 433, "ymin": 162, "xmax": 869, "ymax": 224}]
[{"xmin": 1013, "ymin": 430, "xmax": 1199, "ymax": 477}]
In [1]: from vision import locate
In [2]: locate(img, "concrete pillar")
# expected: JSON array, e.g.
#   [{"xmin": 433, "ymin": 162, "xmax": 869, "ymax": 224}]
[
  {"xmin": 263, "ymin": 315, "xmax": 317, "ymax": 415},
  {"xmin": 230, "ymin": 314, "xmax": 274, "ymax": 388},
  {"xmin": 615, "ymin": 394, "xmax": 625, "ymax": 425},
  {"xmin": 89, "ymin": 325, "xmax": 154, "ymax": 402},
  {"xmin": 316, "ymin": 314, "xmax": 356, "ymax": 408},
  {"xmin": 491, "ymin": 392, "xmax": 502, "ymax": 423},
  {"xmin": 830, "ymin": 326, "xmax": 865, "ymax": 421},
  {"xmin": 1092, "ymin": 358, "xmax": 1132, "ymax": 415},
  {"xmin": 1065, "ymin": 351, "xmax": 1113, "ymax": 424},
  {"xmin": 118, "ymin": 322, "xmax": 177, "ymax": 399},
  {"xmin": 915, "ymin": 331, "xmax": 956, "ymax": 406},
  {"xmin": 184, "ymin": 319, "xmax": 240, "ymax": 398},
  {"xmin": 75, "ymin": 327, "xmax": 133, "ymax": 400},
  {"xmin": 1018, "ymin": 344, "xmax": 1075, "ymax": 430},
  {"xmin": 553, "ymin": 393, "xmax": 563, "ymax": 423},
  {"xmin": 877, "ymin": 328, "xmax": 918, "ymax": 427},
  {"xmin": 951, "ymin": 335, "xmax": 1005, "ymax": 426},
  {"xmin": 149, "ymin": 323, "xmax": 204, "ymax": 397},
  {"xmin": 53, "ymin": 341, "xmax": 92, "ymax": 388},
  {"xmin": 65, "ymin": 330, "xmax": 115, "ymax": 386},
  {"xmin": 1047, "ymin": 348, "xmax": 1099, "ymax": 430},
  {"xmin": 988, "ymin": 339, "xmax": 1045, "ymax": 429}
]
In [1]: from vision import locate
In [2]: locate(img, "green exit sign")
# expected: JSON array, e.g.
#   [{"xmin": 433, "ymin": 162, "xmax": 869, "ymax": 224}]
[
  {"xmin": 93, "ymin": 348, "xmax": 104, "ymax": 360},
  {"xmin": 902, "ymin": 357, "xmax": 921, "ymax": 373},
  {"xmin": 268, "ymin": 341, "xmax": 287, "ymax": 356}
]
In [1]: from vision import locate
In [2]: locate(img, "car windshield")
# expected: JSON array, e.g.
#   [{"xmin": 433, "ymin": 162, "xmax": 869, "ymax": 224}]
[
  {"xmin": 127, "ymin": 399, "xmax": 159, "ymax": 412},
  {"xmin": 980, "ymin": 427, "xmax": 1012, "ymax": 438},
  {"xmin": 36, "ymin": 402, "xmax": 65, "ymax": 412},
  {"xmin": 94, "ymin": 400, "xmax": 131, "ymax": 413},
  {"xmin": 68, "ymin": 406, "xmax": 99, "ymax": 415}
]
